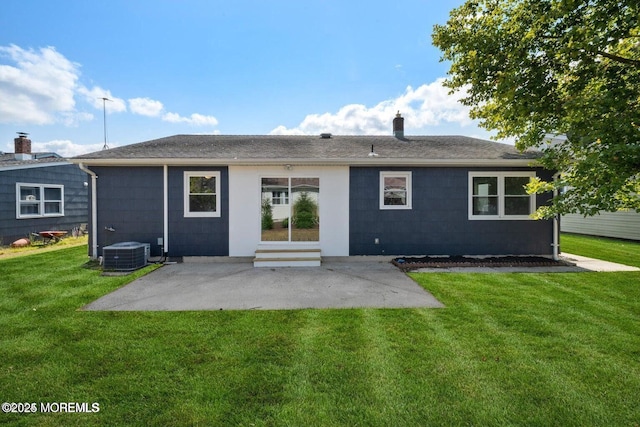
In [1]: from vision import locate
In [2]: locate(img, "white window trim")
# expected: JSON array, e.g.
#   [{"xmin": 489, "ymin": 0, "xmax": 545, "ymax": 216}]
[
  {"xmin": 16, "ymin": 183, "xmax": 65, "ymax": 219},
  {"xmin": 380, "ymin": 171, "xmax": 412, "ymax": 210},
  {"xmin": 184, "ymin": 171, "xmax": 221, "ymax": 218},
  {"xmin": 468, "ymin": 171, "xmax": 536, "ymax": 220}
]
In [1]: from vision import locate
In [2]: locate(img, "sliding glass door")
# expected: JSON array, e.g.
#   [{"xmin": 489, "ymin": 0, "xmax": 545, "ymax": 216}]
[{"xmin": 261, "ymin": 177, "xmax": 319, "ymax": 242}]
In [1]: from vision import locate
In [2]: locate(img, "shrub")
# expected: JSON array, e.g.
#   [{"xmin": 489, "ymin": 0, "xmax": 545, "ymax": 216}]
[
  {"xmin": 261, "ymin": 199, "xmax": 273, "ymax": 230},
  {"xmin": 293, "ymin": 192, "xmax": 318, "ymax": 229},
  {"xmin": 294, "ymin": 211, "xmax": 315, "ymax": 229}
]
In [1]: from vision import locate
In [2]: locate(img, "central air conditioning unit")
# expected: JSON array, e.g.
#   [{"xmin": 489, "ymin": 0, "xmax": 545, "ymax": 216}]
[{"xmin": 102, "ymin": 241, "xmax": 150, "ymax": 271}]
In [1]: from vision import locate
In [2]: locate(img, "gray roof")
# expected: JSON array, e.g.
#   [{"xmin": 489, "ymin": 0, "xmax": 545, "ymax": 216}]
[
  {"xmin": 0, "ymin": 153, "xmax": 68, "ymax": 170},
  {"xmin": 72, "ymin": 134, "xmax": 541, "ymax": 166}
]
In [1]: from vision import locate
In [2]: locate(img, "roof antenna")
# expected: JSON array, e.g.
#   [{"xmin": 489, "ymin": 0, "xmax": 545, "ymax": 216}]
[{"xmin": 100, "ymin": 97, "xmax": 113, "ymax": 150}]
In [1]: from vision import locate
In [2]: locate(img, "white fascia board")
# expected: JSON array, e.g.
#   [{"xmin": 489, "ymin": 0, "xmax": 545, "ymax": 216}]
[{"xmin": 70, "ymin": 157, "xmax": 541, "ymax": 168}]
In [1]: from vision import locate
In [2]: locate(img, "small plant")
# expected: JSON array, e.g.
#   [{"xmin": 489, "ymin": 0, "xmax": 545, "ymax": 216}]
[
  {"xmin": 281, "ymin": 217, "xmax": 289, "ymax": 228},
  {"xmin": 261, "ymin": 198, "xmax": 273, "ymax": 230}
]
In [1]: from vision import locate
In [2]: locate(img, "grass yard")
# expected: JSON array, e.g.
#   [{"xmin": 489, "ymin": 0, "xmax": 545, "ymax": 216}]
[
  {"xmin": 0, "ymin": 236, "xmax": 639, "ymax": 426},
  {"xmin": 561, "ymin": 232, "xmax": 640, "ymax": 268},
  {"xmin": 0, "ymin": 235, "xmax": 88, "ymax": 260}
]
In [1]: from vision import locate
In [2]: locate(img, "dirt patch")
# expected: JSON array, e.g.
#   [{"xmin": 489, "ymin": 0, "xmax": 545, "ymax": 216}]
[
  {"xmin": 260, "ymin": 223, "xmax": 319, "ymax": 241},
  {"xmin": 393, "ymin": 255, "xmax": 571, "ymax": 271}
]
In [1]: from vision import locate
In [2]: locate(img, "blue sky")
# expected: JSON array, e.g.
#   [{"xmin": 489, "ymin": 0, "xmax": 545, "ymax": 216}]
[{"xmin": 0, "ymin": 0, "xmax": 498, "ymax": 157}]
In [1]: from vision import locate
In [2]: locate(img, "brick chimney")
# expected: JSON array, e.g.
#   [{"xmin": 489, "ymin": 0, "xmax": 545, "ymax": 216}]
[
  {"xmin": 14, "ymin": 132, "xmax": 32, "ymax": 160},
  {"xmin": 393, "ymin": 111, "xmax": 404, "ymax": 139}
]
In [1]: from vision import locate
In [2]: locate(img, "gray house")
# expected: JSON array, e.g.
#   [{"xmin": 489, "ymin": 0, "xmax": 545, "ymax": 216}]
[
  {"xmin": 0, "ymin": 134, "xmax": 88, "ymax": 246},
  {"xmin": 72, "ymin": 115, "xmax": 555, "ymax": 266},
  {"xmin": 562, "ymin": 210, "xmax": 640, "ymax": 241}
]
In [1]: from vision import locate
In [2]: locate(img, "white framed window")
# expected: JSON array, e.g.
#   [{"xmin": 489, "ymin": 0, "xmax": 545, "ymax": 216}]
[
  {"xmin": 184, "ymin": 171, "xmax": 221, "ymax": 217},
  {"xmin": 468, "ymin": 172, "xmax": 536, "ymax": 220},
  {"xmin": 16, "ymin": 183, "xmax": 64, "ymax": 219},
  {"xmin": 271, "ymin": 190, "xmax": 289, "ymax": 205},
  {"xmin": 380, "ymin": 171, "xmax": 412, "ymax": 210}
]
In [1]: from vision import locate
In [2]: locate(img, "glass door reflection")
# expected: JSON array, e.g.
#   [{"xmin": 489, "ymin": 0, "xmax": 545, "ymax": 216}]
[
  {"xmin": 291, "ymin": 178, "xmax": 319, "ymax": 242},
  {"xmin": 261, "ymin": 178, "xmax": 289, "ymax": 241},
  {"xmin": 260, "ymin": 177, "xmax": 319, "ymax": 242}
]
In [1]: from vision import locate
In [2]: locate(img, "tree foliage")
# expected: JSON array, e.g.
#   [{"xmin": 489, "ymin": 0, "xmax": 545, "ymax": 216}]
[
  {"xmin": 293, "ymin": 192, "xmax": 317, "ymax": 229},
  {"xmin": 261, "ymin": 198, "xmax": 273, "ymax": 230},
  {"xmin": 432, "ymin": 0, "xmax": 640, "ymax": 218}
]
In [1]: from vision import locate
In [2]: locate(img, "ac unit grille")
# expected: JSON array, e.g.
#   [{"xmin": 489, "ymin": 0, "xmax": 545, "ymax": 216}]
[{"xmin": 103, "ymin": 242, "xmax": 149, "ymax": 271}]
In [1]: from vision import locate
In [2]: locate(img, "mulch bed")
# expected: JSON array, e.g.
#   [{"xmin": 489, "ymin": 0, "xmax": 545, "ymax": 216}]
[{"xmin": 392, "ymin": 255, "xmax": 571, "ymax": 271}]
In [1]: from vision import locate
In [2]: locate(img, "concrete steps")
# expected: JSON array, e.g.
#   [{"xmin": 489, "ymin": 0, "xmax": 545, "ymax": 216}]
[{"xmin": 253, "ymin": 245, "xmax": 321, "ymax": 267}]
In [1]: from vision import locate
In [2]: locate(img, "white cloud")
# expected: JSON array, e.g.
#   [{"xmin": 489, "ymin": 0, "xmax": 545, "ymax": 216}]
[
  {"xmin": 0, "ymin": 44, "xmax": 219, "ymax": 131},
  {"xmin": 0, "ymin": 44, "xmax": 127, "ymax": 124},
  {"xmin": 162, "ymin": 112, "xmax": 218, "ymax": 126},
  {"xmin": 270, "ymin": 79, "xmax": 474, "ymax": 135},
  {"xmin": 36, "ymin": 140, "xmax": 114, "ymax": 157},
  {"xmin": 129, "ymin": 98, "xmax": 218, "ymax": 127},
  {"xmin": 77, "ymin": 85, "xmax": 127, "ymax": 113},
  {"xmin": 129, "ymin": 97, "xmax": 164, "ymax": 117},
  {"xmin": 0, "ymin": 44, "xmax": 79, "ymax": 125}
]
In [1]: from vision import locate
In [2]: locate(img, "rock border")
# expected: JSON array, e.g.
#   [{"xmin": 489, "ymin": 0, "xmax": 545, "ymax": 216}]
[{"xmin": 392, "ymin": 255, "xmax": 572, "ymax": 271}]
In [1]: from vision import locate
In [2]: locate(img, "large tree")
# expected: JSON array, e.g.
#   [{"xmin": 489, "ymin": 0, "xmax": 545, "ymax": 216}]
[{"xmin": 432, "ymin": 0, "xmax": 640, "ymax": 218}]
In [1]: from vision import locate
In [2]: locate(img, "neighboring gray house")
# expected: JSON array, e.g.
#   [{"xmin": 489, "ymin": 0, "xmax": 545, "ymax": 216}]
[
  {"xmin": 72, "ymin": 114, "xmax": 555, "ymax": 266},
  {"xmin": 543, "ymin": 135, "xmax": 640, "ymax": 241},
  {"xmin": 562, "ymin": 210, "xmax": 640, "ymax": 241},
  {"xmin": 0, "ymin": 134, "xmax": 88, "ymax": 246}
]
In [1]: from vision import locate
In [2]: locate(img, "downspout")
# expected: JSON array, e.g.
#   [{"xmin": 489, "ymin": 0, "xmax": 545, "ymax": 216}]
[
  {"xmin": 78, "ymin": 163, "xmax": 99, "ymax": 259},
  {"xmin": 163, "ymin": 165, "xmax": 169, "ymax": 257},
  {"xmin": 553, "ymin": 207, "xmax": 559, "ymax": 261},
  {"xmin": 552, "ymin": 172, "xmax": 560, "ymax": 261}
]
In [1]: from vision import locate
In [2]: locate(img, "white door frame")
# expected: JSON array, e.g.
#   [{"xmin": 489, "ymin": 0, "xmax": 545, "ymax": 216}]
[{"xmin": 228, "ymin": 165, "xmax": 349, "ymax": 256}]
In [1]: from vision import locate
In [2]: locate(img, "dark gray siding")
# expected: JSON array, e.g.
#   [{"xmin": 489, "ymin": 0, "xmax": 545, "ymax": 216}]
[
  {"xmin": 167, "ymin": 167, "xmax": 229, "ymax": 256},
  {"xmin": 90, "ymin": 166, "xmax": 229, "ymax": 257},
  {"xmin": 92, "ymin": 167, "xmax": 164, "ymax": 256},
  {"xmin": 349, "ymin": 167, "xmax": 554, "ymax": 256},
  {"xmin": 0, "ymin": 164, "xmax": 88, "ymax": 246}
]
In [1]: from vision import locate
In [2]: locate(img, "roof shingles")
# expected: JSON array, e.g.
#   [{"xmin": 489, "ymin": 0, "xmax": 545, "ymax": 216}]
[
  {"xmin": 0, "ymin": 153, "xmax": 68, "ymax": 169},
  {"xmin": 73, "ymin": 134, "xmax": 540, "ymax": 163}
]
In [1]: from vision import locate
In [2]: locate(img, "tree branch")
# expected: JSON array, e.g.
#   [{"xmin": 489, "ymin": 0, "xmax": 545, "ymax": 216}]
[{"xmin": 595, "ymin": 50, "xmax": 640, "ymax": 68}]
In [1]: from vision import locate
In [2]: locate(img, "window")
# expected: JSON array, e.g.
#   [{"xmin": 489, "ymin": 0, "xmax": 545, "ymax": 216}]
[
  {"xmin": 271, "ymin": 190, "xmax": 289, "ymax": 205},
  {"xmin": 16, "ymin": 183, "xmax": 64, "ymax": 219},
  {"xmin": 469, "ymin": 172, "xmax": 535, "ymax": 219},
  {"xmin": 380, "ymin": 172, "xmax": 412, "ymax": 209},
  {"xmin": 184, "ymin": 171, "xmax": 221, "ymax": 217},
  {"xmin": 504, "ymin": 176, "xmax": 533, "ymax": 215}
]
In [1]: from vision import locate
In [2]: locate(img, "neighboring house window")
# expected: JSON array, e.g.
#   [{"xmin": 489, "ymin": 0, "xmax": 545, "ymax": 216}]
[
  {"xmin": 469, "ymin": 172, "xmax": 535, "ymax": 219},
  {"xmin": 380, "ymin": 172, "xmax": 412, "ymax": 209},
  {"xmin": 16, "ymin": 183, "xmax": 64, "ymax": 219},
  {"xmin": 184, "ymin": 171, "xmax": 221, "ymax": 217},
  {"xmin": 272, "ymin": 191, "xmax": 289, "ymax": 205}
]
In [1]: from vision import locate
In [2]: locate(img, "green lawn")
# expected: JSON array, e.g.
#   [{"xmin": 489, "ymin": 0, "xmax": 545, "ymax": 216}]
[
  {"xmin": 1, "ymin": 238, "xmax": 639, "ymax": 426},
  {"xmin": 561, "ymin": 232, "xmax": 640, "ymax": 268}
]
